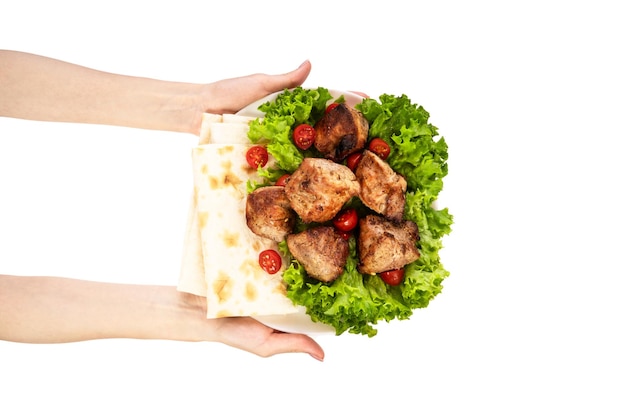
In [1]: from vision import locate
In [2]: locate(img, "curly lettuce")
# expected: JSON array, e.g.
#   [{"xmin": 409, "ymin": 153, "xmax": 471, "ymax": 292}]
[
  {"xmin": 252, "ymin": 89, "xmax": 453, "ymax": 337},
  {"xmin": 247, "ymin": 87, "xmax": 333, "ymax": 173}
]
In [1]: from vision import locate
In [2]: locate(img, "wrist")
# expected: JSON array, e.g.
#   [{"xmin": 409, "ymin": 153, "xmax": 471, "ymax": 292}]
[{"xmin": 167, "ymin": 288, "xmax": 212, "ymax": 342}]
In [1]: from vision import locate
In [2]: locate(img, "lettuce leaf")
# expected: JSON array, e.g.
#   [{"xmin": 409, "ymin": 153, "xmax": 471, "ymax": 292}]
[{"xmin": 247, "ymin": 87, "xmax": 333, "ymax": 172}]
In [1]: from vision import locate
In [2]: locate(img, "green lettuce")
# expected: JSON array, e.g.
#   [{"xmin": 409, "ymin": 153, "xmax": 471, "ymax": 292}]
[
  {"xmin": 251, "ymin": 89, "xmax": 453, "ymax": 336},
  {"xmin": 247, "ymin": 87, "xmax": 333, "ymax": 173}
]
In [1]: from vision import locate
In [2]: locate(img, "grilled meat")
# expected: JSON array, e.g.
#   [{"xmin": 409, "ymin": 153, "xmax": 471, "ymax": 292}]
[
  {"xmin": 246, "ymin": 186, "xmax": 296, "ymax": 242},
  {"xmin": 287, "ymin": 226, "xmax": 349, "ymax": 282},
  {"xmin": 356, "ymin": 150, "xmax": 407, "ymax": 222},
  {"xmin": 284, "ymin": 158, "xmax": 360, "ymax": 223},
  {"xmin": 313, "ymin": 103, "xmax": 369, "ymax": 162},
  {"xmin": 357, "ymin": 214, "xmax": 420, "ymax": 274}
]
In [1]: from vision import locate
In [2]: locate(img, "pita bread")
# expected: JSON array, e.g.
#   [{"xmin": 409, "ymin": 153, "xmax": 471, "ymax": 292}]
[
  {"xmin": 198, "ymin": 113, "xmax": 223, "ymax": 145},
  {"xmin": 178, "ymin": 113, "xmax": 297, "ymax": 318}
]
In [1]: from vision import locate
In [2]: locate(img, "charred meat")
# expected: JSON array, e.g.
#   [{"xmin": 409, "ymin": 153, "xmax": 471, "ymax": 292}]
[
  {"xmin": 284, "ymin": 158, "xmax": 360, "ymax": 223},
  {"xmin": 287, "ymin": 226, "xmax": 349, "ymax": 282},
  {"xmin": 357, "ymin": 215, "xmax": 420, "ymax": 274},
  {"xmin": 355, "ymin": 150, "xmax": 408, "ymax": 222},
  {"xmin": 313, "ymin": 103, "xmax": 369, "ymax": 162},
  {"xmin": 246, "ymin": 186, "xmax": 296, "ymax": 242}
]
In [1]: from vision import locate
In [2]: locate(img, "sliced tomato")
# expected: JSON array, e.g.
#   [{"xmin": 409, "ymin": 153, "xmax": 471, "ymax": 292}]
[
  {"xmin": 345, "ymin": 152, "xmax": 363, "ymax": 171},
  {"xmin": 259, "ymin": 249, "xmax": 282, "ymax": 275},
  {"xmin": 246, "ymin": 145, "xmax": 269, "ymax": 168},
  {"xmin": 332, "ymin": 208, "xmax": 358, "ymax": 232},
  {"xmin": 380, "ymin": 269, "xmax": 405, "ymax": 286},
  {"xmin": 368, "ymin": 137, "xmax": 391, "ymax": 160},
  {"xmin": 293, "ymin": 124, "xmax": 315, "ymax": 150},
  {"xmin": 275, "ymin": 174, "xmax": 291, "ymax": 187},
  {"xmin": 325, "ymin": 102, "xmax": 340, "ymax": 113}
]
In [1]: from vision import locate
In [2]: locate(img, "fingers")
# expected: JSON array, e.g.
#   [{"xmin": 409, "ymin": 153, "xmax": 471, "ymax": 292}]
[
  {"xmin": 265, "ymin": 60, "xmax": 312, "ymax": 92},
  {"xmin": 286, "ymin": 60, "xmax": 312, "ymax": 88},
  {"xmin": 211, "ymin": 317, "xmax": 325, "ymax": 361},
  {"xmin": 265, "ymin": 331, "xmax": 325, "ymax": 361}
]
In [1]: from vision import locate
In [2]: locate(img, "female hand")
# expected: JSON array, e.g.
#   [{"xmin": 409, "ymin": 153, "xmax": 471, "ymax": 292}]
[
  {"xmin": 199, "ymin": 60, "xmax": 312, "ymax": 117},
  {"xmin": 0, "ymin": 50, "xmax": 312, "ymax": 135},
  {"xmin": 208, "ymin": 316, "xmax": 325, "ymax": 361},
  {"xmin": 0, "ymin": 275, "xmax": 325, "ymax": 361}
]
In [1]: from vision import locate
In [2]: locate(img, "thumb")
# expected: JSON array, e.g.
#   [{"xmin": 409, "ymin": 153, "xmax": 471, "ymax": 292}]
[{"xmin": 267, "ymin": 60, "xmax": 312, "ymax": 91}]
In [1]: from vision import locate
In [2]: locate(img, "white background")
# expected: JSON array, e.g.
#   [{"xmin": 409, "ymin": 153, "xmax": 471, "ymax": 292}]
[{"xmin": 1, "ymin": 1, "xmax": 625, "ymax": 417}]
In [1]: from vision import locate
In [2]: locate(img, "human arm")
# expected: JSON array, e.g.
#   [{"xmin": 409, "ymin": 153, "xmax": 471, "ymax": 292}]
[
  {"xmin": 0, "ymin": 50, "xmax": 312, "ymax": 135},
  {"xmin": 0, "ymin": 274, "xmax": 324, "ymax": 361}
]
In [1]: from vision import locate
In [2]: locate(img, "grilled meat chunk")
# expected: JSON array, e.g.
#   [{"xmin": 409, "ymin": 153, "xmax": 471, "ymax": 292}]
[
  {"xmin": 287, "ymin": 226, "xmax": 349, "ymax": 282},
  {"xmin": 313, "ymin": 103, "xmax": 369, "ymax": 162},
  {"xmin": 356, "ymin": 150, "xmax": 407, "ymax": 222},
  {"xmin": 284, "ymin": 158, "xmax": 360, "ymax": 223},
  {"xmin": 246, "ymin": 186, "xmax": 296, "ymax": 242},
  {"xmin": 357, "ymin": 215, "xmax": 420, "ymax": 274}
]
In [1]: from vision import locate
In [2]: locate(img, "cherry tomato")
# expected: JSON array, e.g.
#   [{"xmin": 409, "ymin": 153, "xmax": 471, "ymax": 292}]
[
  {"xmin": 368, "ymin": 138, "xmax": 391, "ymax": 160},
  {"xmin": 325, "ymin": 102, "xmax": 340, "ymax": 113},
  {"xmin": 380, "ymin": 269, "xmax": 405, "ymax": 286},
  {"xmin": 337, "ymin": 230, "xmax": 352, "ymax": 241},
  {"xmin": 293, "ymin": 124, "xmax": 315, "ymax": 150},
  {"xmin": 332, "ymin": 208, "xmax": 358, "ymax": 232},
  {"xmin": 275, "ymin": 174, "xmax": 291, "ymax": 187},
  {"xmin": 259, "ymin": 249, "xmax": 282, "ymax": 275},
  {"xmin": 345, "ymin": 152, "xmax": 363, "ymax": 171},
  {"xmin": 246, "ymin": 145, "xmax": 269, "ymax": 168}
]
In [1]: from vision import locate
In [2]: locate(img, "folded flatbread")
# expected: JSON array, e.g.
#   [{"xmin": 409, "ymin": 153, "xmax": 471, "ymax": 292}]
[{"xmin": 178, "ymin": 113, "xmax": 297, "ymax": 318}]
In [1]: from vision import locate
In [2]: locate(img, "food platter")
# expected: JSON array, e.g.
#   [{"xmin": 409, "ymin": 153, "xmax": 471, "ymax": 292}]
[
  {"xmin": 236, "ymin": 89, "xmax": 366, "ymax": 335},
  {"xmin": 200, "ymin": 86, "xmax": 452, "ymax": 337}
]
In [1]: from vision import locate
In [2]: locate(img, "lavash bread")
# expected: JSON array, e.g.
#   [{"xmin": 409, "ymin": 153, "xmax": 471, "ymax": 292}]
[
  {"xmin": 178, "ymin": 113, "xmax": 297, "ymax": 318},
  {"xmin": 177, "ymin": 193, "xmax": 207, "ymax": 296}
]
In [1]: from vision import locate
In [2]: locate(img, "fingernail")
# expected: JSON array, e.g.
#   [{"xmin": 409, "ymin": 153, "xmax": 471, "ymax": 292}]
[{"xmin": 310, "ymin": 353, "xmax": 324, "ymax": 362}]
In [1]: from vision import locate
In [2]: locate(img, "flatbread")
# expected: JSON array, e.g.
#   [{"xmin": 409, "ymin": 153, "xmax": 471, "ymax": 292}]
[
  {"xmin": 198, "ymin": 113, "xmax": 223, "ymax": 145},
  {"xmin": 176, "ymin": 192, "xmax": 207, "ymax": 296},
  {"xmin": 178, "ymin": 113, "xmax": 297, "ymax": 318}
]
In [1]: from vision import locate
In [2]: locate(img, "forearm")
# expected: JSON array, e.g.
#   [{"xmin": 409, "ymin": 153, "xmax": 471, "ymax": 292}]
[
  {"xmin": 0, "ymin": 274, "xmax": 210, "ymax": 343},
  {"xmin": 0, "ymin": 50, "xmax": 206, "ymax": 134}
]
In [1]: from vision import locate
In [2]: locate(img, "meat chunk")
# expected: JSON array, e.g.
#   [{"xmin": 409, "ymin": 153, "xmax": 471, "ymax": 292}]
[
  {"xmin": 355, "ymin": 150, "xmax": 407, "ymax": 222},
  {"xmin": 313, "ymin": 103, "xmax": 369, "ymax": 162},
  {"xmin": 284, "ymin": 158, "xmax": 360, "ymax": 223},
  {"xmin": 287, "ymin": 226, "xmax": 349, "ymax": 282},
  {"xmin": 357, "ymin": 215, "xmax": 420, "ymax": 274},
  {"xmin": 246, "ymin": 186, "xmax": 296, "ymax": 242}
]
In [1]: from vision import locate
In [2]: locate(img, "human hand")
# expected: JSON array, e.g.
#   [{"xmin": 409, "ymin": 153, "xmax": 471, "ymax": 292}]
[
  {"xmin": 178, "ymin": 290, "xmax": 324, "ymax": 361},
  {"xmin": 208, "ymin": 316, "xmax": 325, "ymax": 361},
  {"xmin": 200, "ymin": 60, "xmax": 312, "ymax": 117}
]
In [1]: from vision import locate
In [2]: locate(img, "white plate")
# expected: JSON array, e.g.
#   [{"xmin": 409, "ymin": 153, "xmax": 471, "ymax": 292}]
[
  {"xmin": 238, "ymin": 88, "xmax": 364, "ymax": 335},
  {"xmin": 252, "ymin": 306, "xmax": 335, "ymax": 335}
]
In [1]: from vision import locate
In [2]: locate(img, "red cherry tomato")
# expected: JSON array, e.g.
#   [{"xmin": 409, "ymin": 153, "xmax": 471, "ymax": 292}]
[
  {"xmin": 325, "ymin": 102, "xmax": 340, "ymax": 113},
  {"xmin": 380, "ymin": 269, "xmax": 405, "ymax": 286},
  {"xmin": 259, "ymin": 249, "xmax": 282, "ymax": 275},
  {"xmin": 337, "ymin": 230, "xmax": 352, "ymax": 241},
  {"xmin": 293, "ymin": 124, "xmax": 315, "ymax": 150},
  {"xmin": 275, "ymin": 174, "xmax": 291, "ymax": 187},
  {"xmin": 246, "ymin": 146, "xmax": 269, "ymax": 168},
  {"xmin": 345, "ymin": 152, "xmax": 363, "ymax": 171},
  {"xmin": 332, "ymin": 208, "xmax": 358, "ymax": 232},
  {"xmin": 368, "ymin": 138, "xmax": 391, "ymax": 160}
]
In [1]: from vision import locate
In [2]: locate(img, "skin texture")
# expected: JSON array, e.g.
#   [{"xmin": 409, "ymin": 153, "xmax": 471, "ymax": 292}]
[
  {"xmin": 0, "ymin": 275, "xmax": 324, "ymax": 360},
  {"xmin": 0, "ymin": 50, "xmax": 312, "ymax": 135},
  {"xmin": 0, "ymin": 50, "xmax": 324, "ymax": 361}
]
